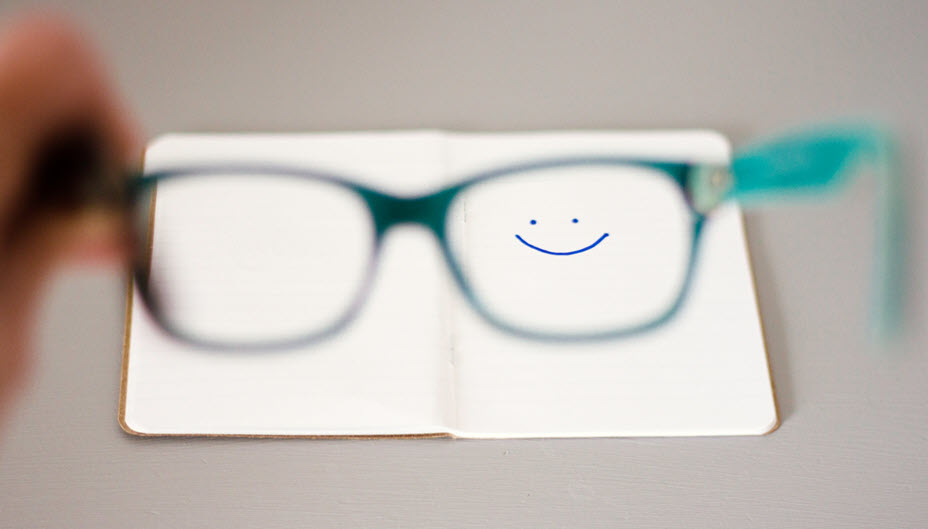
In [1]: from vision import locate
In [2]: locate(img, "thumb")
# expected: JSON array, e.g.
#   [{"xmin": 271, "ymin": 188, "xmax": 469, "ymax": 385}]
[{"xmin": 0, "ymin": 210, "xmax": 126, "ymax": 418}]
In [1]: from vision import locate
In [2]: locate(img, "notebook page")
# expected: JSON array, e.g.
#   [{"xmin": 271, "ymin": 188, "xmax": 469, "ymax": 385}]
[
  {"xmin": 123, "ymin": 132, "xmax": 455, "ymax": 436},
  {"xmin": 445, "ymin": 132, "xmax": 777, "ymax": 438}
]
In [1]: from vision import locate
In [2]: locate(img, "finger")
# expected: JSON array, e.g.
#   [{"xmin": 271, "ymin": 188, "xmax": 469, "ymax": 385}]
[
  {"xmin": 0, "ymin": 209, "xmax": 127, "ymax": 412},
  {"xmin": 0, "ymin": 13, "xmax": 141, "ymax": 226}
]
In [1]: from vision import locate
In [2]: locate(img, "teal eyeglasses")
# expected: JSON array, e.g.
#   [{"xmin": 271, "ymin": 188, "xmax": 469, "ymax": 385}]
[{"xmin": 129, "ymin": 123, "xmax": 902, "ymax": 349}]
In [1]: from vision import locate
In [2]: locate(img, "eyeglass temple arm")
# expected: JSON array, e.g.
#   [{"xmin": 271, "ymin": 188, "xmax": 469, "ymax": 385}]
[{"xmin": 724, "ymin": 124, "xmax": 904, "ymax": 341}]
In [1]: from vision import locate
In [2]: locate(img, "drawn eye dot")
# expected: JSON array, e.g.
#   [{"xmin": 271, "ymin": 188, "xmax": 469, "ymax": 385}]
[
  {"xmin": 572, "ymin": 218, "xmax": 579, "ymax": 223},
  {"xmin": 530, "ymin": 219, "xmax": 537, "ymax": 225}
]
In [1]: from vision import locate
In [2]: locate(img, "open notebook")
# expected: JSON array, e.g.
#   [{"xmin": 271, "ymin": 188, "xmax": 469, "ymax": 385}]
[{"xmin": 120, "ymin": 131, "xmax": 778, "ymax": 438}]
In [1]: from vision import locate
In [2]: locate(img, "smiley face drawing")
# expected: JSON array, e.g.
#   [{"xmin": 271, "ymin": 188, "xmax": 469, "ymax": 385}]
[{"xmin": 515, "ymin": 217, "xmax": 610, "ymax": 256}]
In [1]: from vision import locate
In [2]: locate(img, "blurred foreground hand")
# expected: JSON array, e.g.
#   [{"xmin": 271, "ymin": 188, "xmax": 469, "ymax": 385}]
[{"xmin": 0, "ymin": 13, "xmax": 139, "ymax": 426}]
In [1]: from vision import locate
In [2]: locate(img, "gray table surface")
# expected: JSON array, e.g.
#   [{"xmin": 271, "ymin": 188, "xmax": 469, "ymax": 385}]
[{"xmin": 1, "ymin": 1, "xmax": 926, "ymax": 527}]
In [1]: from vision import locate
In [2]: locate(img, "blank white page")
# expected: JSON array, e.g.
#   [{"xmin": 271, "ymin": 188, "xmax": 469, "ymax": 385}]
[
  {"xmin": 122, "ymin": 132, "xmax": 455, "ymax": 436},
  {"xmin": 445, "ymin": 132, "xmax": 778, "ymax": 437}
]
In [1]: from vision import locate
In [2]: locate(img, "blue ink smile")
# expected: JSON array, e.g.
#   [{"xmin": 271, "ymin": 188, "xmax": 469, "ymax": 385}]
[{"xmin": 515, "ymin": 233, "xmax": 609, "ymax": 256}]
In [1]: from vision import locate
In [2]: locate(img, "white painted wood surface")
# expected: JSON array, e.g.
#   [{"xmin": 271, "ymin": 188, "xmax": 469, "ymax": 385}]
[{"xmin": 1, "ymin": 1, "xmax": 926, "ymax": 527}]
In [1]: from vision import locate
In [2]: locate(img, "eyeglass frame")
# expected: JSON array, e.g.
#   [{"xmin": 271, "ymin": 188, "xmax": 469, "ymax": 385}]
[{"xmin": 128, "ymin": 123, "xmax": 901, "ymax": 350}]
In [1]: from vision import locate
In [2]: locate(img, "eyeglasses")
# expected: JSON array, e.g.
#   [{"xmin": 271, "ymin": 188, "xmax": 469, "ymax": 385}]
[{"xmin": 128, "ymin": 123, "xmax": 902, "ymax": 349}]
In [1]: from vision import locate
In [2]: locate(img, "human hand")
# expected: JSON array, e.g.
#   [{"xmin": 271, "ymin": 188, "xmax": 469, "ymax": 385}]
[{"xmin": 0, "ymin": 14, "xmax": 139, "ymax": 425}]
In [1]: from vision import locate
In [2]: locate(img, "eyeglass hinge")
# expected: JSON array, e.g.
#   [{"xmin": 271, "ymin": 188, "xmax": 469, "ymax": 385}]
[{"xmin": 688, "ymin": 165, "xmax": 732, "ymax": 214}]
